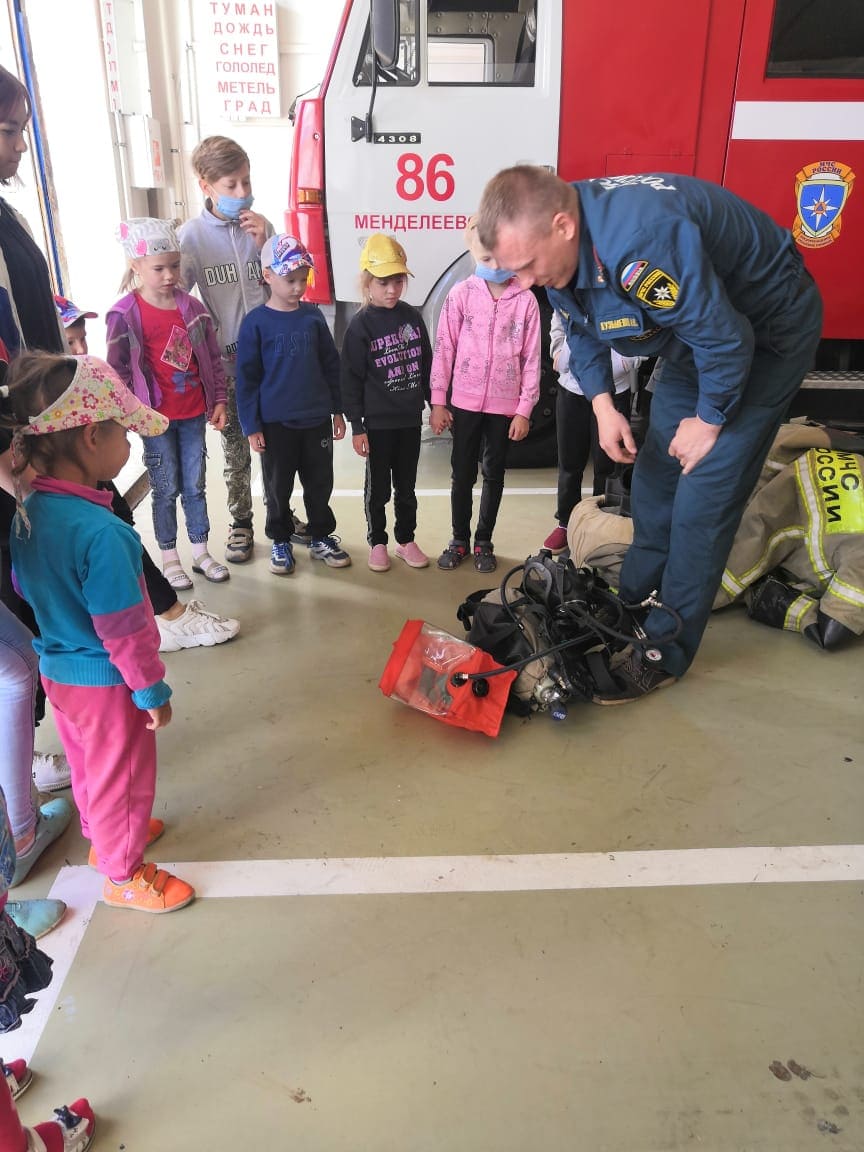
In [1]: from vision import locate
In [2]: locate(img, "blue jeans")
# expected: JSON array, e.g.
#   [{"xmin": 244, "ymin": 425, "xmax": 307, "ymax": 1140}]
[
  {"xmin": 142, "ymin": 414, "xmax": 210, "ymax": 550},
  {"xmin": 0, "ymin": 601, "xmax": 39, "ymax": 844}
]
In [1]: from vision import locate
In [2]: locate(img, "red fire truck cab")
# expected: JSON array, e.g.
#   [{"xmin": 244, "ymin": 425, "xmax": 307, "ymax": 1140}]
[{"xmin": 288, "ymin": 0, "xmax": 864, "ymax": 417}]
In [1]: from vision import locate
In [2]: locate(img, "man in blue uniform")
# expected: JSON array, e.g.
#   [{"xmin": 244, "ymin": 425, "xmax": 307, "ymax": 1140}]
[{"xmin": 477, "ymin": 166, "xmax": 822, "ymax": 702}]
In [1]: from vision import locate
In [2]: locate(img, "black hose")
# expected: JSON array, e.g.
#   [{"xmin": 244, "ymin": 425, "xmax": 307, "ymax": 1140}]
[{"xmin": 452, "ymin": 564, "xmax": 684, "ymax": 686}]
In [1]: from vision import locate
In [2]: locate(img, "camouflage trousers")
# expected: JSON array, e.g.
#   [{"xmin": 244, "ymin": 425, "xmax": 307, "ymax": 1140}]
[{"xmin": 221, "ymin": 378, "xmax": 253, "ymax": 529}]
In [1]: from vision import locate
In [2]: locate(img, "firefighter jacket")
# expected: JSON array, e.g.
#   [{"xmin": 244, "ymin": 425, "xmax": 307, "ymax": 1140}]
[
  {"xmin": 568, "ymin": 423, "xmax": 864, "ymax": 638},
  {"xmin": 714, "ymin": 425, "xmax": 864, "ymax": 636}
]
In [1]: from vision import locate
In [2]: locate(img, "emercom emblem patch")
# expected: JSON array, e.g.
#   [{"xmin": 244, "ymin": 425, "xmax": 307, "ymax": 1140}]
[{"xmin": 635, "ymin": 268, "xmax": 679, "ymax": 309}]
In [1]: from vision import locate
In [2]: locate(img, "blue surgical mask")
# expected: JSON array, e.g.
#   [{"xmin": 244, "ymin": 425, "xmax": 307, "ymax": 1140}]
[
  {"xmin": 475, "ymin": 262, "xmax": 513, "ymax": 284},
  {"xmin": 215, "ymin": 193, "xmax": 255, "ymax": 220}
]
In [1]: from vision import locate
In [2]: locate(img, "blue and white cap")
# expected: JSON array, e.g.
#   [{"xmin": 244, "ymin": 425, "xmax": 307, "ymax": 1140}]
[{"xmin": 261, "ymin": 234, "xmax": 315, "ymax": 277}]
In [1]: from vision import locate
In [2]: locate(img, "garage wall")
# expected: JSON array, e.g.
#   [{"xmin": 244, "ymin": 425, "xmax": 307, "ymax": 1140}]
[{"xmin": 4, "ymin": 0, "xmax": 342, "ymax": 358}]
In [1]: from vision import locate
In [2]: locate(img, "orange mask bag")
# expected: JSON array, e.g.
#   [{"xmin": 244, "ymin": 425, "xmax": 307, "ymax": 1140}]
[{"xmin": 379, "ymin": 620, "xmax": 516, "ymax": 738}]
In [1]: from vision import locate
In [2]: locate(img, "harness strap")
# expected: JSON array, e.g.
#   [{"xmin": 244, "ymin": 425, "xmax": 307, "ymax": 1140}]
[{"xmin": 584, "ymin": 650, "xmax": 619, "ymax": 696}]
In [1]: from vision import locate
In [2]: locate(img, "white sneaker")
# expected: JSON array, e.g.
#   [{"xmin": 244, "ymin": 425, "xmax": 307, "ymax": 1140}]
[
  {"xmin": 32, "ymin": 751, "xmax": 72, "ymax": 792},
  {"xmin": 157, "ymin": 600, "xmax": 240, "ymax": 652}
]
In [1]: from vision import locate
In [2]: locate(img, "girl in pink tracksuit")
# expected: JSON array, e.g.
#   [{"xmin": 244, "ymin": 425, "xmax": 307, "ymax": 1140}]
[{"xmin": 430, "ymin": 217, "xmax": 540, "ymax": 573}]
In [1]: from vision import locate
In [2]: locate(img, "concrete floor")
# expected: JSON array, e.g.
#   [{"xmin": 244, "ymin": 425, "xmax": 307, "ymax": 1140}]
[{"xmin": 10, "ymin": 429, "xmax": 864, "ymax": 1151}]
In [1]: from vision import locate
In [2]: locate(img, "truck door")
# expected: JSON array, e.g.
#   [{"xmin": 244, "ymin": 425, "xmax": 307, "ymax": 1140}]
[
  {"xmin": 322, "ymin": 0, "xmax": 561, "ymax": 306},
  {"xmin": 725, "ymin": 0, "xmax": 864, "ymax": 342}
]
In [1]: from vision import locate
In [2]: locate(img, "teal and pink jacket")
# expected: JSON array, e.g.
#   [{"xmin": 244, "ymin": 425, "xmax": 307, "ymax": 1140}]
[{"xmin": 10, "ymin": 477, "xmax": 170, "ymax": 710}]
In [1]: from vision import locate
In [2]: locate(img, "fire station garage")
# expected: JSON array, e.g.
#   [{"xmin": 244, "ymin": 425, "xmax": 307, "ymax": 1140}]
[{"xmin": 1, "ymin": 0, "xmax": 862, "ymax": 1149}]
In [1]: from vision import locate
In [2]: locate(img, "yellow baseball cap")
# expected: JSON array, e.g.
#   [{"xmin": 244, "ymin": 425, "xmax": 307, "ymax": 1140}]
[{"xmin": 359, "ymin": 233, "xmax": 412, "ymax": 278}]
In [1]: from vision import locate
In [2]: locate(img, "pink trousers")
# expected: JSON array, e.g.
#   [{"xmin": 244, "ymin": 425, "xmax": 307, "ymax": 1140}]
[
  {"xmin": 42, "ymin": 679, "xmax": 157, "ymax": 882},
  {"xmin": 0, "ymin": 1075, "xmax": 27, "ymax": 1152}
]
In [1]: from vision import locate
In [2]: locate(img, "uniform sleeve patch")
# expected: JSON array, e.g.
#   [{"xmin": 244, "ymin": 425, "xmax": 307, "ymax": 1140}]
[
  {"xmin": 620, "ymin": 260, "xmax": 648, "ymax": 291},
  {"xmin": 635, "ymin": 268, "xmax": 679, "ymax": 309}
]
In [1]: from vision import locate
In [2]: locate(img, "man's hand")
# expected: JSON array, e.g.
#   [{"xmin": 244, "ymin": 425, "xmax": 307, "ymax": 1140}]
[
  {"xmin": 668, "ymin": 416, "xmax": 721, "ymax": 474},
  {"xmin": 352, "ymin": 433, "xmax": 369, "ymax": 458},
  {"xmin": 332, "ymin": 414, "xmax": 346, "ymax": 440},
  {"xmin": 146, "ymin": 702, "xmax": 172, "ymax": 731},
  {"xmin": 248, "ymin": 432, "xmax": 266, "ymax": 453},
  {"xmin": 593, "ymin": 393, "xmax": 637, "ymax": 463}
]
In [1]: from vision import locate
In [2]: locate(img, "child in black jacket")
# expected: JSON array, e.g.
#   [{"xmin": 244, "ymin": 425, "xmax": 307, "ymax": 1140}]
[{"xmin": 341, "ymin": 234, "xmax": 432, "ymax": 573}]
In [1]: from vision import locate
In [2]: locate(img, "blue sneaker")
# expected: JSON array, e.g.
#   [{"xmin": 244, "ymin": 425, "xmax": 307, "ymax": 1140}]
[
  {"xmin": 10, "ymin": 798, "xmax": 73, "ymax": 887},
  {"xmin": 6, "ymin": 898, "xmax": 67, "ymax": 939},
  {"xmin": 309, "ymin": 535, "xmax": 352, "ymax": 568},
  {"xmin": 269, "ymin": 541, "xmax": 295, "ymax": 575}
]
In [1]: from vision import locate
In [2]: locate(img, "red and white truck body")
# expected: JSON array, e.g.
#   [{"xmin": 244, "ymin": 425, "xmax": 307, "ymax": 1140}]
[{"xmin": 288, "ymin": 0, "xmax": 864, "ymax": 374}]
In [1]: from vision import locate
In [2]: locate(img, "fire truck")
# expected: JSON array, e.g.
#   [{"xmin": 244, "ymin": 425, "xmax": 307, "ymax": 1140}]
[{"xmin": 287, "ymin": 0, "xmax": 864, "ymax": 450}]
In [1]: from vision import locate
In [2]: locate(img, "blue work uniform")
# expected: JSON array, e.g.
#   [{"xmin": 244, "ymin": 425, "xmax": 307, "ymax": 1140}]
[{"xmin": 547, "ymin": 173, "xmax": 823, "ymax": 676}]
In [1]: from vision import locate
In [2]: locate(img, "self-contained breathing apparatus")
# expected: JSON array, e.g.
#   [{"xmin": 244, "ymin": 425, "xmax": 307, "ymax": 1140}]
[{"xmin": 456, "ymin": 549, "xmax": 682, "ymax": 721}]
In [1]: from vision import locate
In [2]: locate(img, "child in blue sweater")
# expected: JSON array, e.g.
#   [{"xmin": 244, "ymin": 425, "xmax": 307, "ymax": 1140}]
[{"xmin": 236, "ymin": 235, "xmax": 350, "ymax": 574}]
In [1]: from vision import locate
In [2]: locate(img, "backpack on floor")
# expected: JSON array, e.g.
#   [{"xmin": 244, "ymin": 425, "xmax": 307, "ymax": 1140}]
[{"xmin": 457, "ymin": 552, "xmax": 632, "ymax": 718}]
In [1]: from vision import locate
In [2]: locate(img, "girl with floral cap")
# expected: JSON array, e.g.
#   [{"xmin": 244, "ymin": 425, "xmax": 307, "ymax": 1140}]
[{"xmin": 1, "ymin": 351, "xmax": 195, "ymax": 915}]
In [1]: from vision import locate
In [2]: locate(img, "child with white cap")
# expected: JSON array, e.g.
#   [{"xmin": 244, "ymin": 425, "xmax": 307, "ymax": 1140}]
[
  {"xmin": 2, "ymin": 351, "xmax": 195, "ymax": 914},
  {"xmin": 51, "ymin": 290, "xmax": 238, "ymax": 652},
  {"xmin": 340, "ymin": 234, "xmax": 432, "ymax": 573},
  {"xmin": 107, "ymin": 217, "xmax": 229, "ymax": 589},
  {"xmin": 236, "ymin": 234, "xmax": 350, "ymax": 575}
]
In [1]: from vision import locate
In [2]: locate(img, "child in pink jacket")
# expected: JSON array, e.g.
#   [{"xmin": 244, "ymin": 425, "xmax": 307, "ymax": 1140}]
[{"xmin": 430, "ymin": 216, "xmax": 540, "ymax": 572}]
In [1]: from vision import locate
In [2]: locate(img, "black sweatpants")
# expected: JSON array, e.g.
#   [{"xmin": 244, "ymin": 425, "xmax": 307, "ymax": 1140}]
[
  {"xmin": 554, "ymin": 387, "xmax": 632, "ymax": 526},
  {"xmin": 450, "ymin": 407, "xmax": 511, "ymax": 545},
  {"xmin": 261, "ymin": 420, "xmax": 336, "ymax": 543},
  {"xmin": 364, "ymin": 426, "xmax": 421, "ymax": 546}
]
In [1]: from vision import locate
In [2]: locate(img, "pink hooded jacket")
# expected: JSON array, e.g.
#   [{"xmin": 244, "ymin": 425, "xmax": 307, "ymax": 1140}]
[{"xmin": 430, "ymin": 276, "xmax": 540, "ymax": 418}]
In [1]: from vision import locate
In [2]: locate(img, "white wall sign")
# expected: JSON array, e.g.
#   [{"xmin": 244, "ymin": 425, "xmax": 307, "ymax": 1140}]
[
  {"xmin": 199, "ymin": 0, "xmax": 281, "ymax": 119},
  {"xmin": 100, "ymin": 0, "xmax": 123, "ymax": 112}
]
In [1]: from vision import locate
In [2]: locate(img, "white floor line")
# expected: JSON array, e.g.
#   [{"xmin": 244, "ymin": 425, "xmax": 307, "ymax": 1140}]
[{"xmin": 14, "ymin": 843, "xmax": 864, "ymax": 1062}]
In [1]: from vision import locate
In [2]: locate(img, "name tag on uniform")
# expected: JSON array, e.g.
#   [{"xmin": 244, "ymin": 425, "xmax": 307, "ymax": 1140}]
[{"xmin": 594, "ymin": 305, "xmax": 646, "ymax": 339}]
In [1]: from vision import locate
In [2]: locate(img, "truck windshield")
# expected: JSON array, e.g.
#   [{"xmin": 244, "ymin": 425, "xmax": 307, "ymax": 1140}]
[{"xmin": 354, "ymin": 0, "xmax": 538, "ymax": 87}]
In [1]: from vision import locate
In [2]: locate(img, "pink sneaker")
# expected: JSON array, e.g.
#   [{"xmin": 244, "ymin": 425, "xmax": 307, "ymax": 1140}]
[
  {"xmin": 394, "ymin": 541, "xmax": 429, "ymax": 569},
  {"xmin": 543, "ymin": 525, "xmax": 568, "ymax": 554},
  {"xmin": 368, "ymin": 544, "xmax": 391, "ymax": 572}
]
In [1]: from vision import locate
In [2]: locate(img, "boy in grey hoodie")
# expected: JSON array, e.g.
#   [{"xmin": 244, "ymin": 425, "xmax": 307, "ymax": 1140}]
[{"xmin": 179, "ymin": 136, "xmax": 299, "ymax": 564}]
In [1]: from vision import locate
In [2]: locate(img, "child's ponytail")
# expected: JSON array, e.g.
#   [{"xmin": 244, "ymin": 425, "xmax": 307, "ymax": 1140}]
[
  {"xmin": 118, "ymin": 262, "xmax": 138, "ymax": 294},
  {"xmin": 1, "ymin": 352, "xmax": 79, "ymax": 477}
]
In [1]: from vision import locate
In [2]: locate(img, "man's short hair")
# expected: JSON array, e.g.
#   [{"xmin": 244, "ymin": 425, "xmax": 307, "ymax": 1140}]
[
  {"xmin": 477, "ymin": 166, "xmax": 577, "ymax": 249},
  {"xmin": 191, "ymin": 136, "xmax": 250, "ymax": 182}
]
